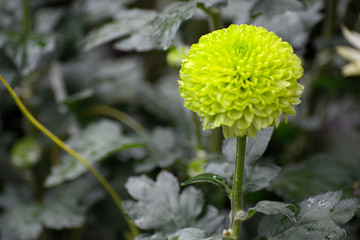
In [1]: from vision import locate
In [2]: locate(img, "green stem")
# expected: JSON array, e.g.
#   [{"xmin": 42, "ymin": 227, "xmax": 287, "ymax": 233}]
[
  {"xmin": 210, "ymin": 127, "xmax": 222, "ymax": 152},
  {"xmin": 197, "ymin": 3, "xmax": 222, "ymax": 31},
  {"xmin": 198, "ymin": 2, "xmax": 223, "ymax": 152},
  {"xmin": 22, "ymin": 0, "xmax": 31, "ymax": 34},
  {"xmin": 0, "ymin": 74, "xmax": 139, "ymax": 238},
  {"xmin": 322, "ymin": 0, "xmax": 338, "ymax": 39},
  {"xmin": 209, "ymin": 8, "xmax": 221, "ymax": 31},
  {"xmin": 30, "ymin": 165, "xmax": 44, "ymax": 201},
  {"xmin": 192, "ymin": 112, "xmax": 203, "ymax": 150},
  {"xmin": 229, "ymin": 136, "xmax": 246, "ymax": 239}
]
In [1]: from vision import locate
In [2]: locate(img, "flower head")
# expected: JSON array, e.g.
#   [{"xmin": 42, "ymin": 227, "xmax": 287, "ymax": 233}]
[
  {"xmin": 336, "ymin": 26, "xmax": 360, "ymax": 76},
  {"xmin": 179, "ymin": 24, "xmax": 304, "ymax": 138}
]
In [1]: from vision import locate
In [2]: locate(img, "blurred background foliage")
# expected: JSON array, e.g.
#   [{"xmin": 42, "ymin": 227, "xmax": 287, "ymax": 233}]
[{"xmin": 0, "ymin": 0, "xmax": 360, "ymax": 239}]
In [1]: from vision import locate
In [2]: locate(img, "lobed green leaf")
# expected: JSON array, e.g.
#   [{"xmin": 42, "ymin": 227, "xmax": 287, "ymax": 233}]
[
  {"xmin": 114, "ymin": 1, "xmax": 197, "ymax": 51},
  {"xmin": 168, "ymin": 228, "xmax": 223, "ymax": 240},
  {"xmin": 0, "ymin": 177, "xmax": 100, "ymax": 240},
  {"xmin": 205, "ymin": 127, "xmax": 279, "ymax": 194},
  {"xmin": 45, "ymin": 120, "xmax": 142, "ymax": 187},
  {"xmin": 82, "ymin": 9, "xmax": 157, "ymax": 51},
  {"xmin": 250, "ymin": 0, "xmax": 305, "ymax": 17},
  {"xmin": 198, "ymin": 0, "xmax": 228, "ymax": 8},
  {"xmin": 124, "ymin": 171, "xmax": 224, "ymax": 237},
  {"xmin": 133, "ymin": 127, "xmax": 182, "ymax": 173},
  {"xmin": 182, "ymin": 173, "xmax": 231, "ymax": 194},
  {"xmin": 249, "ymin": 0, "xmax": 323, "ymax": 52},
  {"xmin": 248, "ymin": 200, "xmax": 297, "ymax": 222},
  {"xmin": 150, "ymin": 1, "xmax": 197, "ymax": 50},
  {"xmin": 257, "ymin": 191, "xmax": 359, "ymax": 240},
  {"xmin": 0, "ymin": 32, "xmax": 55, "ymax": 76},
  {"xmin": 271, "ymin": 154, "xmax": 360, "ymax": 200}
]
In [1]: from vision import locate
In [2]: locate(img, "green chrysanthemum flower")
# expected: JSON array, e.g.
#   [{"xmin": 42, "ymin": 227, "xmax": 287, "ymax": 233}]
[{"xmin": 179, "ymin": 24, "xmax": 304, "ymax": 138}]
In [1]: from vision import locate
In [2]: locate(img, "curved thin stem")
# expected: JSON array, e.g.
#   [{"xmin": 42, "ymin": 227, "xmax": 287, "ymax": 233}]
[
  {"xmin": 0, "ymin": 74, "xmax": 139, "ymax": 238},
  {"xmin": 81, "ymin": 105, "xmax": 144, "ymax": 133}
]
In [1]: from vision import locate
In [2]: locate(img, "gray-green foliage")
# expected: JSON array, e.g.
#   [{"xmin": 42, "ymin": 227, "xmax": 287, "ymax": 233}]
[
  {"xmin": 257, "ymin": 191, "xmax": 359, "ymax": 240},
  {"xmin": 150, "ymin": 0, "xmax": 197, "ymax": 50},
  {"xmin": 168, "ymin": 228, "xmax": 223, "ymax": 240},
  {"xmin": 0, "ymin": 0, "xmax": 22, "ymax": 29},
  {"xmin": 84, "ymin": 0, "xmax": 198, "ymax": 51},
  {"xmin": 135, "ymin": 77, "xmax": 195, "ymax": 153},
  {"xmin": 136, "ymin": 77, "xmax": 192, "ymax": 129},
  {"xmin": 73, "ymin": 0, "xmax": 136, "ymax": 23},
  {"xmin": 0, "ymin": 177, "xmax": 101, "ymax": 240},
  {"xmin": 247, "ymin": 0, "xmax": 323, "ymax": 53},
  {"xmin": 45, "ymin": 120, "xmax": 141, "ymax": 187},
  {"xmin": 134, "ymin": 127, "xmax": 182, "ymax": 173},
  {"xmin": 124, "ymin": 171, "xmax": 224, "ymax": 239},
  {"xmin": 0, "ymin": 32, "xmax": 55, "ymax": 76},
  {"xmin": 248, "ymin": 201, "xmax": 297, "ymax": 222},
  {"xmin": 64, "ymin": 56, "xmax": 144, "ymax": 105},
  {"xmin": 250, "ymin": 0, "xmax": 306, "ymax": 16},
  {"xmin": 81, "ymin": 0, "xmax": 323, "ymax": 54},
  {"xmin": 205, "ymin": 127, "xmax": 280, "ymax": 193},
  {"xmin": 82, "ymin": 9, "xmax": 157, "ymax": 51},
  {"xmin": 271, "ymin": 154, "xmax": 360, "ymax": 200},
  {"xmin": 198, "ymin": 0, "xmax": 228, "ymax": 8}
]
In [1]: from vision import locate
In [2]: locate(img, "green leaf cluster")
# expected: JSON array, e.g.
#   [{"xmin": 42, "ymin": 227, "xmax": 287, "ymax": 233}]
[
  {"xmin": 124, "ymin": 171, "xmax": 224, "ymax": 239},
  {"xmin": 257, "ymin": 191, "xmax": 358, "ymax": 240},
  {"xmin": 0, "ymin": 177, "xmax": 101, "ymax": 240},
  {"xmin": 45, "ymin": 120, "xmax": 142, "ymax": 187},
  {"xmin": 204, "ymin": 127, "xmax": 279, "ymax": 194}
]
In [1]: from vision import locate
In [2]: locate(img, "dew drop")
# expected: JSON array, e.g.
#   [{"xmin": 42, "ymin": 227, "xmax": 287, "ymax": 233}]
[
  {"xmin": 307, "ymin": 197, "xmax": 316, "ymax": 208},
  {"xmin": 318, "ymin": 200, "xmax": 331, "ymax": 208}
]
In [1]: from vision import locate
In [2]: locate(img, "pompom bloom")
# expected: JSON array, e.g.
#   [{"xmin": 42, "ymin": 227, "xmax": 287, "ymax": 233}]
[{"xmin": 179, "ymin": 24, "xmax": 304, "ymax": 138}]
